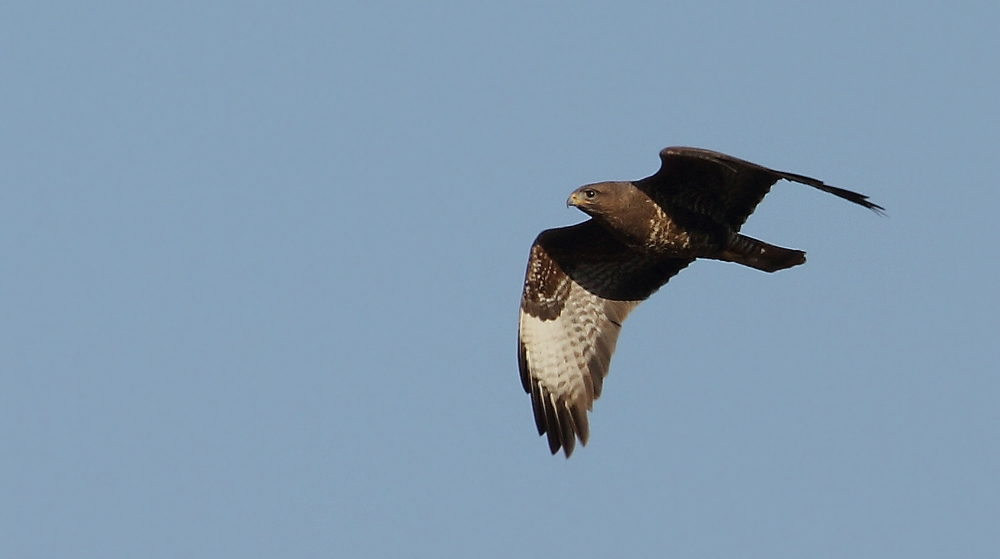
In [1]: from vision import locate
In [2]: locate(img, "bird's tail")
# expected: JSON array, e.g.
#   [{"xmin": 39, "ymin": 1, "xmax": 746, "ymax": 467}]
[{"xmin": 718, "ymin": 234, "xmax": 806, "ymax": 273}]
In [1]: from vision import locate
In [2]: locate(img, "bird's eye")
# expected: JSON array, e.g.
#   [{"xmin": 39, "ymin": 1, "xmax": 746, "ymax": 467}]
[{"xmin": 584, "ymin": 189, "xmax": 596, "ymax": 198}]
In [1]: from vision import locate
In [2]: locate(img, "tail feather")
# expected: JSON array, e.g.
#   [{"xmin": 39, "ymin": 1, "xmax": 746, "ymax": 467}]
[{"xmin": 719, "ymin": 234, "xmax": 806, "ymax": 273}]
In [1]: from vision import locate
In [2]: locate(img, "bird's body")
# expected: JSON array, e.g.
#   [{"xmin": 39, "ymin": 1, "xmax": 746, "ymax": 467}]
[{"xmin": 518, "ymin": 147, "xmax": 883, "ymax": 457}]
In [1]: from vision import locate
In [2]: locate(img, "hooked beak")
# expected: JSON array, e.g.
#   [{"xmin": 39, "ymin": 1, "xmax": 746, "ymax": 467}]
[{"xmin": 566, "ymin": 191, "xmax": 584, "ymax": 208}]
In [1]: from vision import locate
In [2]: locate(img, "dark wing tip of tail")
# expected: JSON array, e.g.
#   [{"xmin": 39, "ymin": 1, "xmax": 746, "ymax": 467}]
[{"xmin": 721, "ymin": 234, "xmax": 806, "ymax": 273}]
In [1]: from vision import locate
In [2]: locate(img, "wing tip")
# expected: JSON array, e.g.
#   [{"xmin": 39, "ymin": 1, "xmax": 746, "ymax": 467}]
[
  {"xmin": 527, "ymin": 377, "xmax": 589, "ymax": 458},
  {"xmin": 657, "ymin": 147, "xmax": 887, "ymax": 215},
  {"xmin": 776, "ymin": 171, "xmax": 885, "ymax": 215},
  {"xmin": 814, "ymin": 182, "xmax": 886, "ymax": 214}
]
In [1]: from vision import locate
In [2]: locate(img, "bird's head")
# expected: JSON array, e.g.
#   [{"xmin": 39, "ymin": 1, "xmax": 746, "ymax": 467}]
[
  {"xmin": 567, "ymin": 181, "xmax": 657, "ymax": 247},
  {"xmin": 567, "ymin": 181, "xmax": 630, "ymax": 219}
]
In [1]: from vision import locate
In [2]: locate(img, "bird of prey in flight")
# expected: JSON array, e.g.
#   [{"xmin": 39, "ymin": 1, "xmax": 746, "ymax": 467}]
[{"xmin": 517, "ymin": 147, "xmax": 883, "ymax": 457}]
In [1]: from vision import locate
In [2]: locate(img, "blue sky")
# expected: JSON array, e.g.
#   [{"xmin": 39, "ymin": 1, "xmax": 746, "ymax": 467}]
[{"xmin": 2, "ymin": 1, "xmax": 998, "ymax": 557}]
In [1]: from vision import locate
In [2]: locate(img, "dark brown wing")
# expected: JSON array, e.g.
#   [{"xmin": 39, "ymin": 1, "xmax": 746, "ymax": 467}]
[
  {"xmin": 638, "ymin": 147, "xmax": 883, "ymax": 230},
  {"xmin": 518, "ymin": 220, "xmax": 692, "ymax": 457}
]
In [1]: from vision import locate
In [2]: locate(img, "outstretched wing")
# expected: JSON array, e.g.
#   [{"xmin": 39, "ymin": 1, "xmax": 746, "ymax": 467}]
[
  {"xmin": 640, "ymin": 147, "xmax": 884, "ymax": 230},
  {"xmin": 518, "ymin": 220, "xmax": 692, "ymax": 457}
]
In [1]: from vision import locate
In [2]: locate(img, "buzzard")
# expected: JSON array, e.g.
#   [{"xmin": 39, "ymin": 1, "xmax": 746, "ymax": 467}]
[{"xmin": 518, "ymin": 147, "xmax": 883, "ymax": 457}]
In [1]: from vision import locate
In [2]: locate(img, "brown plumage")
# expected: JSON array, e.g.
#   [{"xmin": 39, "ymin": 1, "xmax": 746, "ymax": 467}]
[{"xmin": 518, "ymin": 147, "xmax": 883, "ymax": 457}]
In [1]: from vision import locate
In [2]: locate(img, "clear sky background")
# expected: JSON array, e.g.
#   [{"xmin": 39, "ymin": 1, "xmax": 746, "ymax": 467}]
[{"xmin": 2, "ymin": 2, "xmax": 998, "ymax": 557}]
